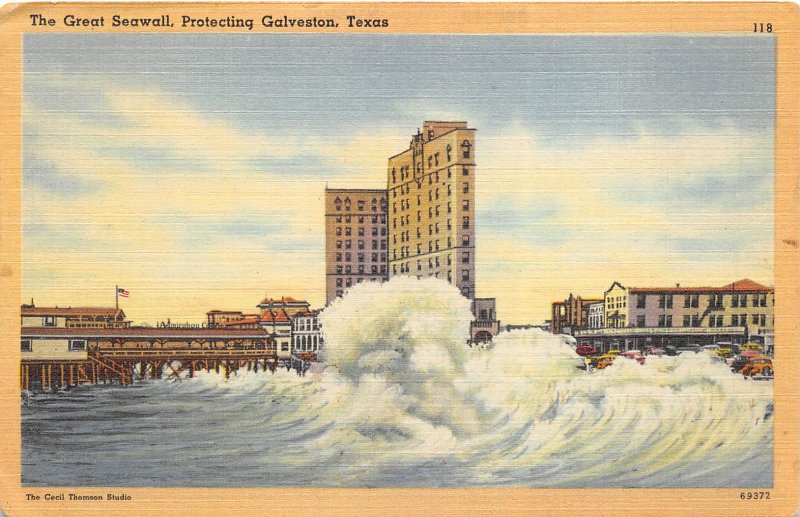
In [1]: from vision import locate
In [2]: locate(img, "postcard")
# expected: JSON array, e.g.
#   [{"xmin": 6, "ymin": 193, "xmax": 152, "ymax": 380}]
[{"xmin": 0, "ymin": 2, "xmax": 798, "ymax": 516}]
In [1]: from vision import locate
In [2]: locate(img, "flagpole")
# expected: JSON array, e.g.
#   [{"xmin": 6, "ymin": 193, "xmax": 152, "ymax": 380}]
[{"xmin": 115, "ymin": 285, "xmax": 119, "ymax": 310}]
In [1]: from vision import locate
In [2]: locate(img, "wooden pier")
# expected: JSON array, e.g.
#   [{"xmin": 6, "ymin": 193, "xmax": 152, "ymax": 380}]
[{"xmin": 20, "ymin": 327, "xmax": 310, "ymax": 391}]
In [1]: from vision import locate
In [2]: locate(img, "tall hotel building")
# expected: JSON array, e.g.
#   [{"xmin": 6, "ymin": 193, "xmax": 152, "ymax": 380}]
[
  {"xmin": 387, "ymin": 121, "xmax": 476, "ymax": 299},
  {"xmin": 324, "ymin": 188, "xmax": 389, "ymax": 305}
]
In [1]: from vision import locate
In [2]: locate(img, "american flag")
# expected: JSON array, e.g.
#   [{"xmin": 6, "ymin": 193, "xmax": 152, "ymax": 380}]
[{"xmin": 117, "ymin": 288, "xmax": 130, "ymax": 298}]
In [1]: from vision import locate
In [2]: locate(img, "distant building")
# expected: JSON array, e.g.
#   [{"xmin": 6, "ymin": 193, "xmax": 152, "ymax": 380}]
[
  {"xmin": 604, "ymin": 281, "xmax": 629, "ymax": 328},
  {"xmin": 292, "ymin": 311, "xmax": 324, "ymax": 356},
  {"xmin": 260, "ymin": 308, "xmax": 292, "ymax": 358},
  {"xmin": 257, "ymin": 297, "xmax": 311, "ymax": 318},
  {"xmin": 550, "ymin": 294, "xmax": 603, "ymax": 334},
  {"xmin": 470, "ymin": 298, "xmax": 500, "ymax": 343},
  {"xmin": 587, "ymin": 302, "xmax": 605, "ymax": 329},
  {"xmin": 324, "ymin": 188, "xmax": 389, "ymax": 305},
  {"xmin": 207, "ymin": 310, "xmax": 259, "ymax": 328},
  {"xmin": 21, "ymin": 304, "xmax": 129, "ymax": 329},
  {"xmin": 575, "ymin": 279, "xmax": 775, "ymax": 352},
  {"xmin": 387, "ymin": 121, "xmax": 476, "ymax": 299}
]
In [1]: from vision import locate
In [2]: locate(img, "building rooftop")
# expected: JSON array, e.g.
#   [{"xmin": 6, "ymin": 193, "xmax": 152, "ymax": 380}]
[
  {"xmin": 629, "ymin": 279, "xmax": 773, "ymax": 294},
  {"xmin": 22, "ymin": 306, "xmax": 126, "ymax": 318}
]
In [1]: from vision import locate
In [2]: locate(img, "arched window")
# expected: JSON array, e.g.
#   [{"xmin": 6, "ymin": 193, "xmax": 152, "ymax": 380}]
[
  {"xmin": 344, "ymin": 197, "xmax": 351, "ymax": 210},
  {"xmin": 334, "ymin": 197, "xmax": 342, "ymax": 211},
  {"xmin": 391, "ymin": 168, "xmax": 396, "ymax": 183},
  {"xmin": 461, "ymin": 140, "xmax": 472, "ymax": 158},
  {"xmin": 446, "ymin": 144, "xmax": 452, "ymax": 161}
]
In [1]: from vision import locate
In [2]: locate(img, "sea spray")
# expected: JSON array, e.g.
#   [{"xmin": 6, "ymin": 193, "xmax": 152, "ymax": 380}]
[{"xmin": 22, "ymin": 277, "xmax": 773, "ymax": 487}]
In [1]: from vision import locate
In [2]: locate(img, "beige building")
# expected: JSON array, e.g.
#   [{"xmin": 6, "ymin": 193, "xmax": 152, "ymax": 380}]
[
  {"xmin": 324, "ymin": 188, "xmax": 389, "ymax": 305},
  {"xmin": 21, "ymin": 304, "xmax": 129, "ymax": 329},
  {"xmin": 387, "ymin": 121, "xmax": 476, "ymax": 299}
]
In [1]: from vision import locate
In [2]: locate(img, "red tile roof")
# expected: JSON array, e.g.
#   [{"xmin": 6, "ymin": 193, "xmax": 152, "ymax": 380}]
[
  {"xmin": 22, "ymin": 307, "xmax": 125, "ymax": 318},
  {"xmin": 261, "ymin": 309, "xmax": 291, "ymax": 323}
]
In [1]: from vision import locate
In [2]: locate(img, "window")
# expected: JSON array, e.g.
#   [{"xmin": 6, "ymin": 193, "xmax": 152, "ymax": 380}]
[
  {"xmin": 21, "ymin": 339, "xmax": 31, "ymax": 352},
  {"xmin": 447, "ymin": 202, "xmax": 452, "ymax": 213},
  {"xmin": 358, "ymin": 265, "xmax": 365, "ymax": 274},
  {"xmin": 372, "ymin": 240, "xmax": 378, "ymax": 250},
  {"xmin": 760, "ymin": 314, "xmax": 766, "ymax": 326},
  {"xmin": 658, "ymin": 294, "xmax": 673, "ymax": 309},
  {"xmin": 336, "ymin": 252, "xmax": 342, "ymax": 262},
  {"xmin": 345, "ymin": 227, "xmax": 352, "ymax": 236},
  {"xmin": 69, "ymin": 339, "xmax": 86, "ymax": 351},
  {"xmin": 345, "ymin": 240, "xmax": 352, "ymax": 249},
  {"xmin": 463, "ymin": 182, "xmax": 469, "ymax": 193},
  {"xmin": 752, "ymin": 314, "xmax": 759, "ymax": 325},
  {"xmin": 658, "ymin": 315, "xmax": 666, "ymax": 327},
  {"xmin": 371, "ymin": 265, "xmax": 378, "ymax": 274},
  {"xmin": 358, "ymin": 240, "xmax": 365, "ymax": 250},
  {"xmin": 758, "ymin": 294, "xmax": 767, "ymax": 307},
  {"xmin": 345, "ymin": 215, "xmax": 351, "ymax": 223},
  {"xmin": 732, "ymin": 314, "xmax": 739, "ymax": 326},
  {"xmin": 711, "ymin": 294, "xmax": 724, "ymax": 308},
  {"xmin": 665, "ymin": 315, "xmax": 672, "ymax": 327},
  {"xmin": 637, "ymin": 315, "xmax": 646, "ymax": 327},
  {"xmin": 461, "ymin": 140, "xmax": 471, "ymax": 158},
  {"xmin": 463, "ymin": 217, "xmax": 470, "ymax": 229},
  {"xmin": 358, "ymin": 227, "xmax": 365, "ymax": 237},
  {"xmin": 346, "ymin": 278, "xmax": 352, "ymax": 287},
  {"xmin": 44, "ymin": 316, "xmax": 56, "ymax": 327},
  {"xmin": 462, "ymin": 252, "xmax": 470, "ymax": 264},
  {"xmin": 463, "ymin": 235, "xmax": 470, "ymax": 246},
  {"xmin": 683, "ymin": 315, "xmax": 690, "ymax": 327},
  {"xmin": 335, "ymin": 215, "xmax": 342, "ymax": 223},
  {"xmin": 462, "ymin": 270, "xmax": 470, "ymax": 281},
  {"xmin": 637, "ymin": 294, "xmax": 646, "ymax": 309},
  {"xmin": 446, "ymin": 144, "xmax": 452, "ymax": 161},
  {"xmin": 336, "ymin": 240, "xmax": 342, "ymax": 249},
  {"xmin": 358, "ymin": 253, "xmax": 364, "ymax": 263},
  {"xmin": 337, "ymin": 265, "xmax": 343, "ymax": 274},
  {"xmin": 463, "ymin": 166, "xmax": 469, "ymax": 176},
  {"xmin": 463, "ymin": 199, "xmax": 469, "ymax": 211},
  {"xmin": 336, "ymin": 278, "xmax": 342, "ymax": 287},
  {"xmin": 480, "ymin": 309, "xmax": 488, "ymax": 320}
]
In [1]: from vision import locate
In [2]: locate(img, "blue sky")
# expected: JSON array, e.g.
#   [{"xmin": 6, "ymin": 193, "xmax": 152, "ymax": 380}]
[{"xmin": 23, "ymin": 34, "xmax": 775, "ymax": 323}]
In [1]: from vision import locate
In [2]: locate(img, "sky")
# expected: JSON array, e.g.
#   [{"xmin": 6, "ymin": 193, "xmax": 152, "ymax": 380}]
[{"xmin": 22, "ymin": 34, "xmax": 775, "ymax": 324}]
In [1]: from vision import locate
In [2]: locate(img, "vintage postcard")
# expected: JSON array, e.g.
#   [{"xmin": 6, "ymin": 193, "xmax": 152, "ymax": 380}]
[{"xmin": 0, "ymin": 2, "xmax": 798, "ymax": 516}]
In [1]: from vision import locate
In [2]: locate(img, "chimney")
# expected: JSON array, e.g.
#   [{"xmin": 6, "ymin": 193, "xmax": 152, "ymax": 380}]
[{"xmin": 676, "ymin": 283, "xmax": 680, "ymax": 288}]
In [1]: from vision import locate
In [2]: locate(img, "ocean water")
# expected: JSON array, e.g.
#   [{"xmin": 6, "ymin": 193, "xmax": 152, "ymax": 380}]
[{"xmin": 22, "ymin": 278, "xmax": 773, "ymax": 487}]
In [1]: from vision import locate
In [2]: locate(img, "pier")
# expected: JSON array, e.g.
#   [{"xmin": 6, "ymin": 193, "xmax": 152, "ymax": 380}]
[{"xmin": 20, "ymin": 327, "xmax": 311, "ymax": 391}]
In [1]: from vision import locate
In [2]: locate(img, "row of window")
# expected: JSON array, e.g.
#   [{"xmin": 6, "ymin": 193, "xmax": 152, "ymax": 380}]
[
  {"xmin": 335, "ymin": 264, "xmax": 387, "ymax": 275},
  {"xmin": 21, "ymin": 339, "xmax": 86, "ymax": 352},
  {"xmin": 394, "ymin": 215, "xmax": 469, "ymax": 231},
  {"xmin": 335, "ymin": 239, "xmax": 387, "ymax": 251},
  {"xmin": 335, "ymin": 252, "xmax": 387, "ymax": 264},
  {"xmin": 333, "ymin": 276, "xmax": 385, "ymax": 297},
  {"xmin": 333, "ymin": 214, "xmax": 387, "ymax": 225},
  {"xmin": 332, "ymin": 197, "xmax": 386, "ymax": 212},
  {"xmin": 631, "ymin": 293, "xmax": 771, "ymax": 310},
  {"xmin": 390, "ymin": 143, "xmax": 471, "ymax": 185},
  {"xmin": 632, "ymin": 313, "xmax": 770, "ymax": 328}
]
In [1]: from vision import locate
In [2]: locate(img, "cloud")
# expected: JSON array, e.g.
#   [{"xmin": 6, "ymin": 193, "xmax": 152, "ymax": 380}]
[{"xmin": 473, "ymin": 123, "xmax": 774, "ymax": 322}]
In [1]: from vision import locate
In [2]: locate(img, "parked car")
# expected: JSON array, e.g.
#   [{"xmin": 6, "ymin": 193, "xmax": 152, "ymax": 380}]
[
  {"xmin": 621, "ymin": 350, "xmax": 646, "ymax": 364},
  {"xmin": 730, "ymin": 352, "xmax": 760, "ymax": 373},
  {"xmin": 741, "ymin": 343, "xmax": 764, "ymax": 352},
  {"xmin": 741, "ymin": 357, "xmax": 773, "ymax": 380},
  {"xmin": 606, "ymin": 349, "xmax": 622, "ymax": 357},
  {"xmin": 575, "ymin": 345, "xmax": 597, "ymax": 357},
  {"xmin": 647, "ymin": 347, "xmax": 666, "ymax": 356}
]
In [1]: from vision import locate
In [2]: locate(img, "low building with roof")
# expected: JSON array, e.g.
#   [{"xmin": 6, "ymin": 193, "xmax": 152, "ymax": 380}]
[
  {"xmin": 21, "ymin": 303, "xmax": 129, "ymax": 329},
  {"xmin": 291, "ymin": 310, "xmax": 324, "ymax": 358},
  {"xmin": 575, "ymin": 278, "xmax": 775, "ymax": 352}
]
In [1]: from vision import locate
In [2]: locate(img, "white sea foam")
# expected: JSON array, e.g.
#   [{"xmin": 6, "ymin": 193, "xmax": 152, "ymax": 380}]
[{"xmin": 23, "ymin": 277, "xmax": 772, "ymax": 487}]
